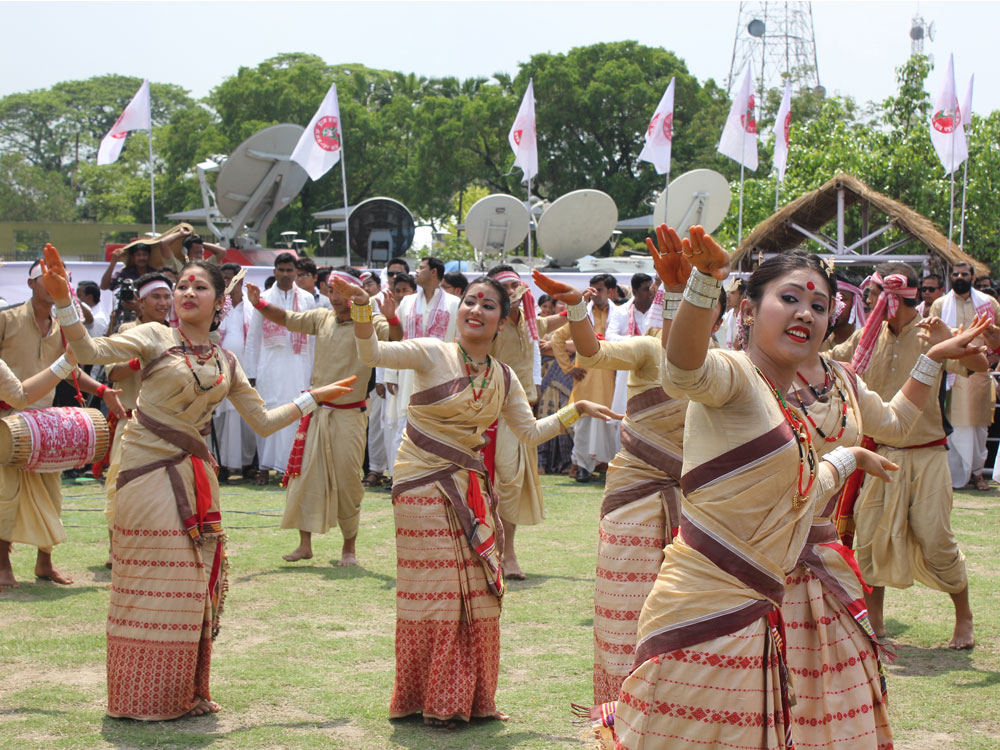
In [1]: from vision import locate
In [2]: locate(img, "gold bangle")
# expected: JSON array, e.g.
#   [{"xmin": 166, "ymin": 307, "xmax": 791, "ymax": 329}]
[
  {"xmin": 350, "ymin": 301, "xmax": 373, "ymax": 323},
  {"xmin": 557, "ymin": 403, "xmax": 581, "ymax": 430}
]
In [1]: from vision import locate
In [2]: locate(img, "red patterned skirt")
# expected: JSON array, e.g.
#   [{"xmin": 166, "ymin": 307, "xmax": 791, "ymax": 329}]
[
  {"xmin": 783, "ymin": 565, "xmax": 893, "ymax": 749},
  {"xmin": 614, "ymin": 618, "xmax": 789, "ymax": 750},
  {"xmin": 107, "ymin": 464, "xmax": 226, "ymax": 720},
  {"xmin": 593, "ymin": 492, "xmax": 667, "ymax": 705},
  {"xmin": 389, "ymin": 485, "xmax": 503, "ymax": 722}
]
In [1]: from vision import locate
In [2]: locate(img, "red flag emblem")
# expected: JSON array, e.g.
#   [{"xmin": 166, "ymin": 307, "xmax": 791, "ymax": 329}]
[
  {"xmin": 741, "ymin": 94, "xmax": 757, "ymax": 134},
  {"xmin": 313, "ymin": 116, "xmax": 341, "ymax": 152},
  {"xmin": 932, "ymin": 107, "xmax": 959, "ymax": 134}
]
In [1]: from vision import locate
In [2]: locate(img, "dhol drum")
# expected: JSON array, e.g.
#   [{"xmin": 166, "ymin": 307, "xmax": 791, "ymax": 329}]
[{"xmin": 0, "ymin": 406, "xmax": 110, "ymax": 472}]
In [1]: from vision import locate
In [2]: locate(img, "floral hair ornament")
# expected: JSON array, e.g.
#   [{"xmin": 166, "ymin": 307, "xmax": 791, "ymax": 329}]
[{"xmin": 820, "ymin": 256, "xmax": 836, "ymax": 279}]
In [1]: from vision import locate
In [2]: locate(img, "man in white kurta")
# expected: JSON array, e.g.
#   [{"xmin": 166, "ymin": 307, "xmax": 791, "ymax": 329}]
[
  {"xmin": 244, "ymin": 254, "xmax": 315, "ymax": 481},
  {"xmin": 383, "ymin": 258, "xmax": 458, "ymax": 479},
  {"xmin": 606, "ymin": 273, "xmax": 660, "ymax": 416},
  {"xmin": 929, "ymin": 262, "xmax": 1000, "ymax": 490},
  {"xmin": 214, "ymin": 264, "xmax": 256, "ymax": 476}
]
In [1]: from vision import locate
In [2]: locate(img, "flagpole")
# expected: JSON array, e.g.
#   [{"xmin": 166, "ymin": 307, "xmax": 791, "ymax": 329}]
[
  {"xmin": 958, "ymin": 156, "xmax": 969, "ymax": 248},
  {"xmin": 774, "ymin": 177, "xmax": 780, "ymax": 212},
  {"xmin": 947, "ymin": 127, "xmax": 956, "ymax": 247},
  {"xmin": 339, "ymin": 152, "xmax": 350, "ymax": 267},
  {"xmin": 663, "ymin": 172, "xmax": 670, "ymax": 227},
  {"xmin": 526, "ymin": 176, "xmax": 533, "ymax": 260},
  {"xmin": 147, "ymin": 130, "xmax": 156, "ymax": 234}
]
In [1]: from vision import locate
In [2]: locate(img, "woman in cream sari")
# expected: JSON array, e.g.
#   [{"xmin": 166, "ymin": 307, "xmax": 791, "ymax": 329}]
[
  {"xmin": 332, "ymin": 274, "xmax": 619, "ymax": 727},
  {"xmin": 614, "ymin": 229, "xmax": 898, "ymax": 749},
  {"xmin": 40, "ymin": 246, "xmax": 354, "ymax": 721}
]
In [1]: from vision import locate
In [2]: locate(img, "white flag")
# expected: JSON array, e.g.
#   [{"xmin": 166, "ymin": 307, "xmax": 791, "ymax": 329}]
[
  {"xmin": 961, "ymin": 74, "xmax": 974, "ymax": 127},
  {"xmin": 772, "ymin": 82, "xmax": 792, "ymax": 181},
  {"xmin": 718, "ymin": 68, "xmax": 758, "ymax": 170},
  {"xmin": 929, "ymin": 55, "xmax": 967, "ymax": 175},
  {"xmin": 508, "ymin": 79, "xmax": 538, "ymax": 183},
  {"xmin": 291, "ymin": 83, "xmax": 343, "ymax": 181},
  {"xmin": 637, "ymin": 78, "xmax": 675, "ymax": 175},
  {"xmin": 97, "ymin": 79, "xmax": 151, "ymax": 166}
]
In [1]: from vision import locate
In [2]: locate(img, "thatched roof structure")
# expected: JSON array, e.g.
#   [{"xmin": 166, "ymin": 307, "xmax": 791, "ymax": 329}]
[{"xmin": 733, "ymin": 174, "xmax": 988, "ymax": 275}]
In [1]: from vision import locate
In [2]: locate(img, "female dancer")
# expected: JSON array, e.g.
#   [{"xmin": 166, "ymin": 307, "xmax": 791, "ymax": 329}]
[
  {"xmin": 780, "ymin": 304, "xmax": 986, "ymax": 748},
  {"xmin": 531, "ymin": 233, "xmax": 722, "ymax": 706},
  {"xmin": 39, "ymin": 244, "xmax": 355, "ymax": 721},
  {"xmin": 331, "ymin": 274, "xmax": 620, "ymax": 727},
  {"xmin": 614, "ymin": 227, "xmax": 898, "ymax": 749}
]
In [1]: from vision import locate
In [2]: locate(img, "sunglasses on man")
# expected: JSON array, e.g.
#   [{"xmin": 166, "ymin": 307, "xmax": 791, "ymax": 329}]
[{"xmin": 919, "ymin": 286, "xmax": 939, "ymax": 293}]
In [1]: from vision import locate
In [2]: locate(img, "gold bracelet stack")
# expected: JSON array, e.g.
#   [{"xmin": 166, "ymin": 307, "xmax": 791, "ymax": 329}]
[
  {"xmin": 682, "ymin": 270, "xmax": 722, "ymax": 309},
  {"xmin": 350, "ymin": 301, "xmax": 373, "ymax": 323},
  {"xmin": 556, "ymin": 403, "xmax": 581, "ymax": 430}
]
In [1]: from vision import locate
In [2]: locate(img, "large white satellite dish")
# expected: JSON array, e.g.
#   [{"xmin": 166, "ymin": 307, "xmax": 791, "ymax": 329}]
[
  {"xmin": 653, "ymin": 169, "xmax": 731, "ymax": 237},
  {"xmin": 213, "ymin": 124, "xmax": 309, "ymax": 248},
  {"xmin": 464, "ymin": 194, "xmax": 530, "ymax": 264},
  {"xmin": 536, "ymin": 189, "xmax": 618, "ymax": 265}
]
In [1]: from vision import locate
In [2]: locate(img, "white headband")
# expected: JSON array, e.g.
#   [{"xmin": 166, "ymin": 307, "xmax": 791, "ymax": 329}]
[
  {"xmin": 330, "ymin": 270, "xmax": 362, "ymax": 287},
  {"xmin": 28, "ymin": 264, "xmax": 43, "ymax": 280},
  {"xmin": 139, "ymin": 280, "xmax": 172, "ymax": 299}
]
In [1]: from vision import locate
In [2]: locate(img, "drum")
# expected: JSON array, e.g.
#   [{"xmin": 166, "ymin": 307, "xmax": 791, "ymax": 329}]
[{"xmin": 0, "ymin": 407, "xmax": 110, "ymax": 472}]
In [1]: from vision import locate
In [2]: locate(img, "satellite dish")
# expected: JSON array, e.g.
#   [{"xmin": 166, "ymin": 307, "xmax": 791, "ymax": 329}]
[
  {"xmin": 347, "ymin": 197, "xmax": 415, "ymax": 266},
  {"xmin": 463, "ymin": 194, "xmax": 530, "ymax": 262},
  {"xmin": 653, "ymin": 169, "xmax": 732, "ymax": 237},
  {"xmin": 927, "ymin": 21, "xmax": 936, "ymax": 42},
  {"xmin": 215, "ymin": 124, "xmax": 309, "ymax": 248},
  {"xmin": 748, "ymin": 18, "xmax": 765, "ymax": 37},
  {"xmin": 536, "ymin": 189, "xmax": 618, "ymax": 265}
]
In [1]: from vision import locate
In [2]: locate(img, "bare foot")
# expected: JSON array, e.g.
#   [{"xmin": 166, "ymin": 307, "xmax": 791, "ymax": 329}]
[
  {"xmin": 337, "ymin": 553, "xmax": 358, "ymax": 566},
  {"xmin": 0, "ymin": 570, "xmax": 18, "ymax": 589},
  {"xmin": 282, "ymin": 546, "xmax": 313, "ymax": 562},
  {"xmin": 35, "ymin": 565, "xmax": 73, "ymax": 585},
  {"xmin": 503, "ymin": 563, "xmax": 526, "ymax": 581},
  {"xmin": 186, "ymin": 698, "xmax": 220, "ymax": 717},
  {"xmin": 948, "ymin": 618, "xmax": 975, "ymax": 650},
  {"xmin": 105, "ymin": 559, "xmax": 113, "ymax": 570},
  {"xmin": 493, "ymin": 710, "xmax": 510, "ymax": 721},
  {"xmin": 424, "ymin": 716, "xmax": 457, "ymax": 729}
]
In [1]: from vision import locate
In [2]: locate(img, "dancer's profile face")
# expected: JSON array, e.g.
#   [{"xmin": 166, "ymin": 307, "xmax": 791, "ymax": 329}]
[
  {"xmin": 458, "ymin": 283, "xmax": 504, "ymax": 340},
  {"xmin": 744, "ymin": 268, "xmax": 830, "ymax": 368}
]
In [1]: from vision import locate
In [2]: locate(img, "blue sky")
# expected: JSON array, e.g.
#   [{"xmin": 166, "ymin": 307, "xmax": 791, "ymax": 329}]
[{"xmin": 2, "ymin": 1, "xmax": 995, "ymax": 111}]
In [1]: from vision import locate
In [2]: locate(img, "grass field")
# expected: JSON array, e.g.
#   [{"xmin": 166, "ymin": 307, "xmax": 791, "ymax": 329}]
[{"xmin": 0, "ymin": 474, "xmax": 997, "ymax": 749}]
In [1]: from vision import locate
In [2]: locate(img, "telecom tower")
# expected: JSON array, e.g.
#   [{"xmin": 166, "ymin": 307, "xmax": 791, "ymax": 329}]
[
  {"xmin": 909, "ymin": 14, "xmax": 935, "ymax": 58},
  {"xmin": 727, "ymin": 1, "xmax": 822, "ymax": 103}
]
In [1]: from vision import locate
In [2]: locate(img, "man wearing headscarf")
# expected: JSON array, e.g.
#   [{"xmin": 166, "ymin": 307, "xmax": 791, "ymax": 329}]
[{"xmin": 829, "ymin": 262, "xmax": 987, "ymax": 650}]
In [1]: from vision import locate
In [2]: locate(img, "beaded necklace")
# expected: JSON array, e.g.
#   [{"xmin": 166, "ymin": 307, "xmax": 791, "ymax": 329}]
[
  {"xmin": 753, "ymin": 365, "xmax": 816, "ymax": 509},
  {"xmin": 792, "ymin": 361, "xmax": 848, "ymax": 443},
  {"xmin": 458, "ymin": 344, "xmax": 490, "ymax": 410},
  {"xmin": 178, "ymin": 329, "xmax": 223, "ymax": 391}
]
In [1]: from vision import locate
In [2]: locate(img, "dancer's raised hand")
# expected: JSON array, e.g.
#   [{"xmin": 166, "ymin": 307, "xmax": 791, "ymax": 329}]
[
  {"xmin": 923, "ymin": 314, "xmax": 990, "ymax": 361},
  {"xmin": 645, "ymin": 224, "xmax": 691, "ymax": 291},
  {"xmin": 683, "ymin": 226, "xmax": 731, "ymax": 281},
  {"xmin": 531, "ymin": 270, "xmax": 583, "ymax": 306},
  {"xmin": 330, "ymin": 276, "xmax": 369, "ymax": 306},
  {"xmin": 39, "ymin": 244, "xmax": 72, "ymax": 306}
]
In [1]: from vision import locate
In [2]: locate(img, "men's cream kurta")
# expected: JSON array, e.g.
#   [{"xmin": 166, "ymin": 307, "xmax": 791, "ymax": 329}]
[
  {"xmin": 929, "ymin": 294, "xmax": 1000, "ymax": 428},
  {"xmin": 280, "ymin": 310, "xmax": 388, "ymax": 538},
  {"xmin": 489, "ymin": 311, "xmax": 544, "ymax": 526},
  {"xmin": 829, "ymin": 319, "xmax": 969, "ymax": 592},
  {"xmin": 0, "ymin": 302, "xmax": 67, "ymax": 551}
]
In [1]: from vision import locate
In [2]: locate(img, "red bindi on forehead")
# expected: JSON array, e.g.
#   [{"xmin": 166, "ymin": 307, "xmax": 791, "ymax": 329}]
[
  {"xmin": 806, "ymin": 281, "xmax": 815, "ymax": 291},
  {"xmin": 188, "ymin": 275, "xmax": 196, "ymax": 281}
]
